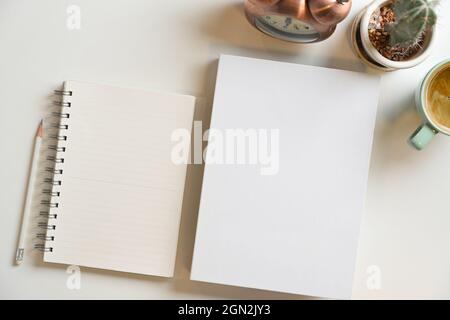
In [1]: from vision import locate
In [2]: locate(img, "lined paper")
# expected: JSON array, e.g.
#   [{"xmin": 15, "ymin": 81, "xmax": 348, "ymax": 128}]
[{"xmin": 44, "ymin": 81, "xmax": 195, "ymax": 277}]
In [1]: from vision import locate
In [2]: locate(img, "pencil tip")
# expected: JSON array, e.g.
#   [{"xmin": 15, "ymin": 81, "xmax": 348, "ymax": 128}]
[
  {"xmin": 15, "ymin": 249, "xmax": 24, "ymax": 264},
  {"xmin": 37, "ymin": 119, "xmax": 44, "ymax": 137}
]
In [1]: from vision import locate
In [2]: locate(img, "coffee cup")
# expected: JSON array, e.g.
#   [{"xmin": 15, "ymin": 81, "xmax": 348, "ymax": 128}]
[{"xmin": 409, "ymin": 59, "xmax": 450, "ymax": 150}]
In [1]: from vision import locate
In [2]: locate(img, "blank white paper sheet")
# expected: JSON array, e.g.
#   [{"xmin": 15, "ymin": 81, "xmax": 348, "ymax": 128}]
[
  {"xmin": 190, "ymin": 55, "xmax": 380, "ymax": 299},
  {"xmin": 43, "ymin": 81, "xmax": 195, "ymax": 277}
]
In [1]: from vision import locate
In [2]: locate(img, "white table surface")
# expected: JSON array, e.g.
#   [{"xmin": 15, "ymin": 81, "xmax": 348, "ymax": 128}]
[{"xmin": 1, "ymin": 0, "xmax": 449, "ymax": 299}]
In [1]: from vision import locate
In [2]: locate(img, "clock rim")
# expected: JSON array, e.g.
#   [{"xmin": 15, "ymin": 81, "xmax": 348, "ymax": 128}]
[
  {"xmin": 254, "ymin": 15, "xmax": 322, "ymax": 43},
  {"xmin": 244, "ymin": 0, "xmax": 336, "ymax": 43}
]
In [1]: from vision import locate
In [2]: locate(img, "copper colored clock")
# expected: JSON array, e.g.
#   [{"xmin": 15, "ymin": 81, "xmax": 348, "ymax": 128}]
[{"xmin": 245, "ymin": 0, "xmax": 352, "ymax": 43}]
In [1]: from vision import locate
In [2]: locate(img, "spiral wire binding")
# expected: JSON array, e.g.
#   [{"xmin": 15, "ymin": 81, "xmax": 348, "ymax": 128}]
[{"xmin": 34, "ymin": 89, "xmax": 72, "ymax": 253}]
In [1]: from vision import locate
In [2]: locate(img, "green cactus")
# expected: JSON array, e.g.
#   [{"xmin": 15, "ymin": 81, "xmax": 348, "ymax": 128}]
[{"xmin": 387, "ymin": 0, "xmax": 439, "ymax": 48}]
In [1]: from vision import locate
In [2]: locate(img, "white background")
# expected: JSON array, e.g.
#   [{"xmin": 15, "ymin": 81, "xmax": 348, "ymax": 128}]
[{"xmin": 1, "ymin": 0, "xmax": 449, "ymax": 299}]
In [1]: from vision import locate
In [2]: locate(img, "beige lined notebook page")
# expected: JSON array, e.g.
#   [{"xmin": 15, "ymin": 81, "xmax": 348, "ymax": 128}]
[{"xmin": 43, "ymin": 81, "xmax": 195, "ymax": 277}]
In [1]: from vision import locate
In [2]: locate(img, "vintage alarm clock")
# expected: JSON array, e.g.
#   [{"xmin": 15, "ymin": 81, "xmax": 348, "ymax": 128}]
[{"xmin": 245, "ymin": 0, "xmax": 352, "ymax": 43}]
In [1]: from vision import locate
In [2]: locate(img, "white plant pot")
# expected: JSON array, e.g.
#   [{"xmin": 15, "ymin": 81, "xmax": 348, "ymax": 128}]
[{"xmin": 352, "ymin": 0, "xmax": 437, "ymax": 71}]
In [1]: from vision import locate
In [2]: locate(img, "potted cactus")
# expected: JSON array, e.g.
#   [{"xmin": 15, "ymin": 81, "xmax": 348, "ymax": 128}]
[{"xmin": 351, "ymin": 0, "xmax": 440, "ymax": 71}]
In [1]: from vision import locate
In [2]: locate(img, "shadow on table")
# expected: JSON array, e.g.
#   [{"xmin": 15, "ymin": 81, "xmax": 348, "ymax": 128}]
[
  {"xmin": 172, "ymin": 278, "xmax": 316, "ymax": 300},
  {"xmin": 370, "ymin": 90, "xmax": 431, "ymax": 170},
  {"xmin": 189, "ymin": 1, "xmax": 367, "ymax": 73}
]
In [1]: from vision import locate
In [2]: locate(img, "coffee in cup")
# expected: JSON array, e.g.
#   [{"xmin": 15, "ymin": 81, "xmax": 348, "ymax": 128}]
[
  {"xmin": 426, "ymin": 65, "xmax": 450, "ymax": 130},
  {"xmin": 409, "ymin": 60, "xmax": 450, "ymax": 150}
]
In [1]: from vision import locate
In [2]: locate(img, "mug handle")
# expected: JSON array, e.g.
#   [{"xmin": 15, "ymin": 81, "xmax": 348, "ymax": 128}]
[{"xmin": 409, "ymin": 124, "xmax": 437, "ymax": 150}]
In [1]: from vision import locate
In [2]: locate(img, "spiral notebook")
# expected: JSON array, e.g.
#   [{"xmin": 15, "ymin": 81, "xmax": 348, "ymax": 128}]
[{"xmin": 39, "ymin": 81, "xmax": 195, "ymax": 277}]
